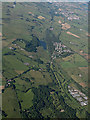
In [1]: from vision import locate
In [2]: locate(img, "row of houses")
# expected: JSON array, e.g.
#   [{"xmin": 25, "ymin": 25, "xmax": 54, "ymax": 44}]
[
  {"xmin": 9, "ymin": 44, "xmax": 25, "ymax": 52},
  {"xmin": 67, "ymin": 16, "xmax": 79, "ymax": 20},
  {"xmin": 68, "ymin": 86, "xmax": 88, "ymax": 106}
]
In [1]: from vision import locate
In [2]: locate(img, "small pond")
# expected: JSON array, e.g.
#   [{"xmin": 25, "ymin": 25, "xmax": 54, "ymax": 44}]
[{"xmin": 40, "ymin": 40, "xmax": 47, "ymax": 50}]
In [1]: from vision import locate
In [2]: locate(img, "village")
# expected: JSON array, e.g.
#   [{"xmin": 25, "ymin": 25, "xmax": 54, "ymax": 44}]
[
  {"xmin": 54, "ymin": 8, "xmax": 80, "ymax": 21},
  {"xmin": 52, "ymin": 2, "xmax": 80, "ymax": 21},
  {"xmin": 60, "ymin": 8, "xmax": 80, "ymax": 21},
  {"xmin": 51, "ymin": 42, "xmax": 72, "ymax": 59},
  {"xmin": 68, "ymin": 86, "xmax": 88, "ymax": 106}
]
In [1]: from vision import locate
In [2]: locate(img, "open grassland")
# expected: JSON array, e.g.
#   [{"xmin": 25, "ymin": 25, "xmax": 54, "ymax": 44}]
[
  {"xmin": 2, "ymin": 87, "xmax": 21, "ymax": 118},
  {"xmin": 2, "ymin": 57, "xmax": 18, "ymax": 80},
  {"xmin": 17, "ymin": 89, "xmax": 34, "ymax": 110},
  {"xmin": 14, "ymin": 78, "xmax": 34, "ymax": 110},
  {"xmin": 3, "ymin": 55, "xmax": 28, "ymax": 71},
  {"xmin": 37, "ymin": 47, "xmax": 50, "ymax": 63},
  {"xmin": 60, "ymin": 31, "xmax": 88, "ymax": 54},
  {"xmin": 60, "ymin": 61, "xmax": 76, "ymax": 68},
  {"xmin": 14, "ymin": 78, "xmax": 32, "ymax": 91},
  {"xmin": 61, "ymin": 53, "xmax": 88, "ymax": 67},
  {"xmin": 23, "ymin": 70, "xmax": 52, "ymax": 87},
  {"xmin": 79, "ymin": 67, "xmax": 88, "ymax": 75}
]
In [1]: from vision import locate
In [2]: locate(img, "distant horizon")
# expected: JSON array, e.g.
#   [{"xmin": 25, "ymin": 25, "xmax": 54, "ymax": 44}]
[{"xmin": 0, "ymin": 0, "xmax": 89, "ymax": 2}]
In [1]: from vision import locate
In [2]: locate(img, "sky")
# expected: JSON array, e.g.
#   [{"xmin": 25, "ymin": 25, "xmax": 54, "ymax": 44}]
[{"xmin": 0, "ymin": 0, "xmax": 89, "ymax": 2}]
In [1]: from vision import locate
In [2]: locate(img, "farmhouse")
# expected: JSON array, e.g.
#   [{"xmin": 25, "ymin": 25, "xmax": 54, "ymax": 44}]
[
  {"xmin": 21, "ymin": 48, "xmax": 25, "ymax": 51},
  {"xmin": 67, "ymin": 16, "xmax": 79, "ymax": 20},
  {"xmin": 84, "ymin": 101, "xmax": 88, "ymax": 104},
  {"xmin": 72, "ymin": 94, "xmax": 80, "ymax": 97},
  {"xmin": 76, "ymin": 97, "xmax": 82, "ymax": 102},
  {"xmin": 68, "ymin": 85, "xmax": 70, "ymax": 88},
  {"xmin": 50, "ymin": 27, "xmax": 54, "ymax": 31},
  {"xmin": 81, "ymin": 102, "xmax": 87, "ymax": 106},
  {"xmin": 28, "ymin": 12, "xmax": 32, "ymax": 14},
  {"xmin": 55, "ymin": 12, "xmax": 58, "ymax": 14},
  {"xmin": 73, "ymin": 89, "xmax": 78, "ymax": 92},
  {"xmin": 60, "ymin": 109, "xmax": 64, "ymax": 112},
  {"xmin": 79, "ymin": 74, "xmax": 82, "ymax": 77},
  {"xmin": 9, "ymin": 47, "xmax": 14, "ymax": 50},
  {"xmin": 53, "ymin": 42, "xmax": 61, "ymax": 50},
  {"xmin": 79, "ymin": 92, "xmax": 85, "ymax": 97},
  {"xmin": 62, "ymin": 45, "xmax": 66, "ymax": 48},
  {"xmin": 70, "ymin": 91, "xmax": 75, "ymax": 95},
  {"xmin": 7, "ymin": 79, "xmax": 12, "ymax": 82},
  {"xmin": 58, "ymin": 8, "xmax": 62, "ymax": 11},
  {"xmin": 29, "ymin": 55, "xmax": 33, "ymax": 58},
  {"xmin": 24, "ymin": 63, "xmax": 29, "ymax": 66},
  {"xmin": 58, "ymin": 20, "xmax": 62, "ymax": 24},
  {"xmin": 84, "ymin": 97, "xmax": 88, "ymax": 100}
]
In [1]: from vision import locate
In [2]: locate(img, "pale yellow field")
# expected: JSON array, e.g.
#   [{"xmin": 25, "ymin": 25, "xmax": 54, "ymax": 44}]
[{"xmin": 67, "ymin": 31, "xmax": 80, "ymax": 38}]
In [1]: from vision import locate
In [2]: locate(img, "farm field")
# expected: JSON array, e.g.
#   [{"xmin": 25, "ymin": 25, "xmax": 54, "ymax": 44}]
[{"xmin": 1, "ymin": 2, "xmax": 89, "ymax": 119}]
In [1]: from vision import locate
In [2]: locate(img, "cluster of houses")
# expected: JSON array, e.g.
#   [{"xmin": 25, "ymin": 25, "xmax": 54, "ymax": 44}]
[
  {"xmin": 67, "ymin": 16, "xmax": 80, "ymax": 21},
  {"xmin": 53, "ymin": 42, "xmax": 62, "ymax": 51},
  {"xmin": 9, "ymin": 46, "xmax": 14, "ymax": 50},
  {"xmin": 52, "ymin": 2, "xmax": 80, "ymax": 21},
  {"xmin": 9, "ymin": 44, "xmax": 25, "ymax": 51},
  {"xmin": 51, "ymin": 42, "xmax": 72, "ymax": 59},
  {"xmin": 50, "ymin": 27, "xmax": 54, "ymax": 31},
  {"xmin": 51, "ymin": 42, "xmax": 72, "ymax": 60},
  {"xmin": 24, "ymin": 63, "xmax": 29, "ymax": 66},
  {"xmin": 60, "ymin": 10, "xmax": 80, "ymax": 21},
  {"xmin": 53, "ymin": 42, "xmax": 71, "ymax": 55},
  {"xmin": 68, "ymin": 86, "xmax": 88, "ymax": 106}
]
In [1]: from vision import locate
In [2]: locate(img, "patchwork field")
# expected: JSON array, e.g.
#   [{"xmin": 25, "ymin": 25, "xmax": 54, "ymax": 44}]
[{"xmin": 2, "ymin": 2, "xmax": 89, "ymax": 119}]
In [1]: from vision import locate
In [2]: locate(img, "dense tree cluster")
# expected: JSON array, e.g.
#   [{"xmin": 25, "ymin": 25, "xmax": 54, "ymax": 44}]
[
  {"xmin": 4, "ymin": 52, "xmax": 16, "ymax": 56},
  {"xmin": 22, "ymin": 85, "xmax": 78, "ymax": 119},
  {"xmin": 25, "ymin": 36, "xmax": 41, "ymax": 52}
]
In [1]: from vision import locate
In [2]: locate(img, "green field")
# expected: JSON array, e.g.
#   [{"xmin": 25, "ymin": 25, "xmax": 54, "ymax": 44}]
[
  {"xmin": 2, "ymin": 2, "xmax": 89, "ymax": 119},
  {"xmin": 18, "ymin": 89, "xmax": 34, "ymax": 110},
  {"xmin": 2, "ymin": 87, "xmax": 21, "ymax": 118}
]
